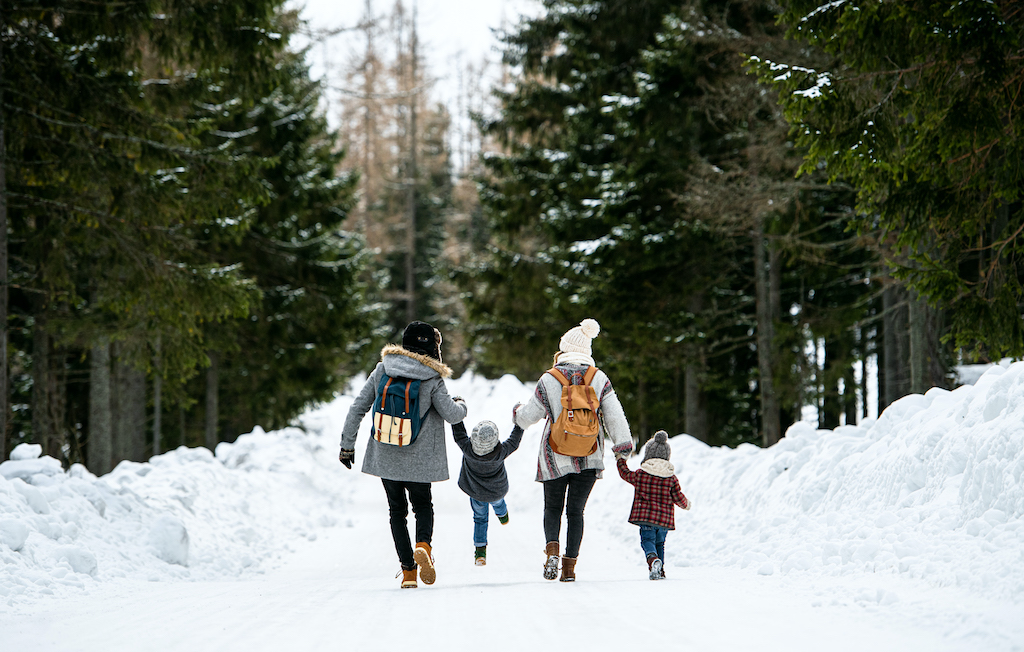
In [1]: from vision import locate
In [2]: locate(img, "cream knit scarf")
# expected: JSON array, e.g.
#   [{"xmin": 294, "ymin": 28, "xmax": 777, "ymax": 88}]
[{"xmin": 556, "ymin": 351, "xmax": 596, "ymax": 367}]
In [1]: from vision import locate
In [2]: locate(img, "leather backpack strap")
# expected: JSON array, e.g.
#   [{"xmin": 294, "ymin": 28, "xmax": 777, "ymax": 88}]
[
  {"xmin": 547, "ymin": 367, "xmax": 570, "ymax": 386},
  {"xmin": 583, "ymin": 366, "xmax": 599, "ymax": 411},
  {"xmin": 380, "ymin": 376, "xmax": 394, "ymax": 411}
]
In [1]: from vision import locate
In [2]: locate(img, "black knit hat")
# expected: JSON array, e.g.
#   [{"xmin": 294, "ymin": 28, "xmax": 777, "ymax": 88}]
[
  {"xmin": 402, "ymin": 321, "xmax": 441, "ymax": 360},
  {"xmin": 642, "ymin": 430, "xmax": 672, "ymax": 462}
]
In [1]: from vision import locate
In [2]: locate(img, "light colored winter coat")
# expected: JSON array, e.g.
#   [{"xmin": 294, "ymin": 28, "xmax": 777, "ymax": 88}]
[
  {"xmin": 514, "ymin": 363, "xmax": 634, "ymax": 482},
  {"xmin": 340, "ymin": 345, "xmax": 468, "ymax": 483}
]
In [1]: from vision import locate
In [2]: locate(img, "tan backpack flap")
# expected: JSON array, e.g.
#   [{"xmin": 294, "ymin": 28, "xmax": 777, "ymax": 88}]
[
  {"xmin": 373, "ymin": 378, "xmax": 416, "ymax": 446},
  {"xmin": 547, "ymin": 366, "xmax": 602, "ymax": 457}
]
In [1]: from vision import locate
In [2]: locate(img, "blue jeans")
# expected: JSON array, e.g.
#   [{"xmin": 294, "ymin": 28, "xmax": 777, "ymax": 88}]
[
  {"xmin": 470, "ymin": 497, "xmax": 508, "ymax": 547},
  {"xmin": 639, "ymin": 525, "xmax": 668, "ymax": 561}
]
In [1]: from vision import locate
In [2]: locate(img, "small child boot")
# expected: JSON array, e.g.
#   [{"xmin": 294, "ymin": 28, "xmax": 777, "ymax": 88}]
[
  {"xmin": 559, "ymin": 556, "xmax": 577, "ymax": 582},
  {"xmin": 475, "ymin": 546, "xmax": 487, "ymax": 566},
  {"xmin": 400, "ymin": 567, "xmax": 417, "ymax": 589},
  {"xmin": 543, "ymin": 541, "xmax": 560, "ymax": 580},
  {"xmin": 414, "ymin": 542, "xmax": 435, "ymax": 585},
  {"xmin": 647, "ymin": 553, "xmax": 664, "ymax": 581},
  {"xmin": 498, "ymin": 511, "xmax": 509, "ymax": 525}
]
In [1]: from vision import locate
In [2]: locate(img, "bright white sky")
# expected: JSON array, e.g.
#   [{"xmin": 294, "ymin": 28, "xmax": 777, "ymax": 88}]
[{"xmin": 292, "ymin": 0, "xmax": 541, "ymax": 124}]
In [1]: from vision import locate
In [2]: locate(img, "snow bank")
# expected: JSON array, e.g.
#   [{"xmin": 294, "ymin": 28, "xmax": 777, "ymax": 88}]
[
  {"xmin": 0, "ymin": 422, "xmax": 348, "ymax": 605},
  {"xmin": 2, "ymin": 362, "xmax": 1023, "ymax": 607},
  {"xmin": 590, "ymin": 362, "xmax": 1024, "ymax": 601}
]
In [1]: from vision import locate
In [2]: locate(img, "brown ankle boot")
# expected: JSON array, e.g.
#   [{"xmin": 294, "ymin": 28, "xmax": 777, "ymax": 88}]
[
  {"xmin": 414, "ymin": 542, "xmax": 435, "ymax": 585},
  {"xmin": 400, "ymin": 568, "xmax": 417, "ymax": 589},
  {"xmin": 560, "ymin": 556, "xmax": 577, "ymax": 582},
  {"xmin": 543, "ymin": 541, "xmax": 560, "ymax": 580}
]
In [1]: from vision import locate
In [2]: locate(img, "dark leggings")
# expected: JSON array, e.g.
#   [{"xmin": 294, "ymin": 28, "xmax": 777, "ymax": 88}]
[
  {"xmin": 382, "ymin": 479, "xmax": 433, "ymax": 570},
  {"xmin": 542, "ymin": 469, "xmax": 598, "ymax": 559}
]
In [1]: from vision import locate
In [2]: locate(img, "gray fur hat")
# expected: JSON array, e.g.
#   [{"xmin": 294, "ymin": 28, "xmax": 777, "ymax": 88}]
[
  {"xmin": 642, "ymin": 430, "xmax": 672, "ymax": 462},
  {"xmin": 471, "ymin": 420, "xmax": 500, "ymax": 456}
]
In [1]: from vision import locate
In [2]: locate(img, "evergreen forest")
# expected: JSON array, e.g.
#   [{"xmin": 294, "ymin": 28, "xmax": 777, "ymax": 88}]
[{"xmin": 2, "ymin": 0, "xmax": 1022, "ymax": 470}]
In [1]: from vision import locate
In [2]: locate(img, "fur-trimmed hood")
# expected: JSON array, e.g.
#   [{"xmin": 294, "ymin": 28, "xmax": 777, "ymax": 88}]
[
  {"xmin": 640, "ymin": 458, "xmax": 676, "ymax": 478},
  {"xmin": 381, "ymin": 344, "xmax": 453, "ymax": 379}
]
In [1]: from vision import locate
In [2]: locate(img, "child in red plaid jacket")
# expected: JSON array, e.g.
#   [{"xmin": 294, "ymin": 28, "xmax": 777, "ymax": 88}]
[{"xmin": 616, "ymin": 430, "xmax": 690, "ymax": 580}]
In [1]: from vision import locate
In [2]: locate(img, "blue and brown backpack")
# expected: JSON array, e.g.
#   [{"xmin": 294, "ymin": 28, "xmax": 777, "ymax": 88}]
[{"xmin": 371, "ymin": 373, "xmax": 423, "ymax": 446}]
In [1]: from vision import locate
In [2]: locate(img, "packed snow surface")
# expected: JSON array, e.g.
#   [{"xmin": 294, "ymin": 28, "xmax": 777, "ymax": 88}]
[{"xmin": 2, "ymin": 363, "xmax": 1023, "ymax": 650}]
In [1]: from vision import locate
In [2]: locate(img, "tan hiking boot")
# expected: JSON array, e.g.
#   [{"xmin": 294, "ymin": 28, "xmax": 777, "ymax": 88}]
[
  {"xmin": 560, "ymin": 556, "xmax": 577, "ymax": 582},
  {"xmin": 414, "ymin": 542, "xmax": 435, "ymax": 585},
  {"xmin": 400, "ymin": 568, "xmax": 417, "ymax": 589},
  {"xmin": 543, "ymin": 541, "xmax": 560, "ymax": 580}
]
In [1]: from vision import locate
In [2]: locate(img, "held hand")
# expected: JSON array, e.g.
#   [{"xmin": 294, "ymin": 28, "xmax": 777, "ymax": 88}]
[
  {"xmin": 512, "ymin": 402, "xmax": 523, "ymax": 422},
  {"xmin": 339, "ymin": 449, "xmax": 355, "ymax": 469},
  {"xmin": 683, "ymin": 497, "xmax": 692, "ymax": 511},
  {"xmin": 451, "ymin": 395, "xmax": 465, "ymax": 404}
]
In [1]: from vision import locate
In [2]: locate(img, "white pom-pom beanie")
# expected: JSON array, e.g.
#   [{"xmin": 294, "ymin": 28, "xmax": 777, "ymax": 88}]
[{"xmin": 559, "ymin": 318, "xmax": 601, "ymax": 358}]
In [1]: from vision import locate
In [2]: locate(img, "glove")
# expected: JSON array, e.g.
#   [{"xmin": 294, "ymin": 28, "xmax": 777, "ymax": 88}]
[
  {"xmin": 683, "ymin": 497, "xmax": 692, "ymax": 511},
  {"xmin": 339, "ymin": 449, "xmax": 355, "ymax": 469},
  {"xmin": 615, "ymin": 451, "xmax": 629, "ymax": 461},
  {"xmin": 451, "ymin": 395, "xmax": 465, "ymax": 404}
]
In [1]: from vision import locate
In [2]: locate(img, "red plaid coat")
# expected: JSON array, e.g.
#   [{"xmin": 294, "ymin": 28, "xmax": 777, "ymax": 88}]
[{"xmin": 616, "ymin": 458, "xmax": 689, "ymax": 530}]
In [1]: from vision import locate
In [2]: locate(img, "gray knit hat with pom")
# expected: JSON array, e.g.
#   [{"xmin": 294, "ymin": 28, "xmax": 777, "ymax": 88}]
[
  {"xmin": 642, "ymin": 430, "xmax": 672, "ymax": 462},
  {"xmin": 471, "ymin": 420, "xmax": 500, "ymax": 456}
]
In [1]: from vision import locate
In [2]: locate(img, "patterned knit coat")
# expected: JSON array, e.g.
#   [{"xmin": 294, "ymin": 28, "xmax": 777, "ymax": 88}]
[
  {"xmin": 616, "ymin": 458, "xmax": 689, "ymax": 530},
  {"xmin": 514, "ymin": 363, "xmax": 634, "ymax": 482}
]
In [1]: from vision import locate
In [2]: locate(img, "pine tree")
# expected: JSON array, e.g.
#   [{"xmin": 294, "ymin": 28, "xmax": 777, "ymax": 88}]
[
  {"xmin": 187, "ymin": 41, "xmax": 377, "ymax": 445},
  {"xmin": 756, "ymin": 0, "xmax": 1024, "ymax": 361}
]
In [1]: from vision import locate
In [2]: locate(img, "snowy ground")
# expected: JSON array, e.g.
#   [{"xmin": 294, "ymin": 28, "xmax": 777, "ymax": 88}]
[{"xmin": 2, "ymin": 366, "xmax": 1024, "ymax": 650}]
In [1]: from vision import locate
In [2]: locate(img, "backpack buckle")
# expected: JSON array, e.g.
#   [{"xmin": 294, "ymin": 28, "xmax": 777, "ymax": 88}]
[{"xmin": 567, "ymin": 409, "xmax": 574, "ymax": 421}]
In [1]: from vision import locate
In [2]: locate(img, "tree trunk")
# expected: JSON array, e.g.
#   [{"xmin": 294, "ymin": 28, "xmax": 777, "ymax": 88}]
[
  {"xmin": 821, "ymin": 337, "xmax": 841, "ymax": 429},
  {"xmin": 843, "ymin": 360, "xmax": 857, "ymax": 426},
  {"xmin": 205, "ymin": 351, "xmax": 219, "ymax": 450},
  {"xmin": 0, "ymin": 26, "xmax": 8, "ymax": 463},
  {"xmin": 876, "ymin": 321, "xmax": 886, "ymax": 417},
  {"xmin": 112, "ymin": 348, "xmax": 146, "ymax": 464},
  {"xmin": 404, "ymin": 8, "xmax": 419, "ymax": 323},
  {"xmin": 126, "ymin": 366, "xmax": 146, "ymax": 461},
  {"xmin": 926, "ymin": 304, "xmax": 947, "ymax": 390},
  {"xmin": 683, "ymin": 361, "xmax": 708, "ymax": 443},
  {"xmin": 908, "ymin": 292, "xmax": 928, "ymax": 394},
  {"xmin": 636, "ymin": 372, "xmax": 648, "ymax": 448},
  {"xmin": 32, "ymin": 310, "xmax": 57, "ymax": 458},
  {"xmin": 89, "ymin": 341, "xmax": 113, "ymax": 474},
  {"xmin": 179, "ymin": 405, "xmax": 186, "ymax": 449},
  {"xmin": 152, "ymin": 338, "xmax": 162, "ymax": 456},
  {"xmin": 672, "ymin": 362, "xmax": 681, "ymax": 436},
  {"xmin": 683, "ymin": 293, "xmax": 709, "ymax": 443},
  {"xmin": 754, "ymin": 220, "xmax": 781, "ymax": 446},
  {"xmin": 882, "ymin": 280, "xmax": 909, "ymax": 408}
]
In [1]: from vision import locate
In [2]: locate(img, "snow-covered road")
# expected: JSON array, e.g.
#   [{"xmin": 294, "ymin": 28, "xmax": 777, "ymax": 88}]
[
  {"xmin": 4, "ymin": 464, "xmax": 1019, "ymax": 652},
  {"xmin": 3, "ymin": 367, "xmax": 1024, "ymax": 650}
]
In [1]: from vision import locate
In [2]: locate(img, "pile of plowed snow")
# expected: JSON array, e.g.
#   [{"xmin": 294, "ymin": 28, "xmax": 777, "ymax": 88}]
[
  {"xmin": 1, "ymin": 363, "xmax": 1022, "ymax": 605},
  {"xmin": 0, "ymin": 420, "xmax": 350, "ymax": 605},
  {"xmin": 591, "ymin": 361, "xmax": 1024, "ymax": 600}
]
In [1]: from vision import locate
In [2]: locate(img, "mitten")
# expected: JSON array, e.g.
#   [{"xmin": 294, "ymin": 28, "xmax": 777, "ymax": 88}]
[
  {"xmin": 339, "ymin": 448, "xmax": 355, "ymax": 469},
  {"xmin": 512, "ymin": 402, "xmax": 523, "ymax": 422},
  {"xmin": 683, "ymin": 497, "xmax": 692, "ymax": 511}
]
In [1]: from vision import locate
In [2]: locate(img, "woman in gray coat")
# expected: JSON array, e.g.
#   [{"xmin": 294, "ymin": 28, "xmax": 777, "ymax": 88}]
[{"xmin": 339, "ymin": 321, "xmax": 468, "ymax": 589}]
